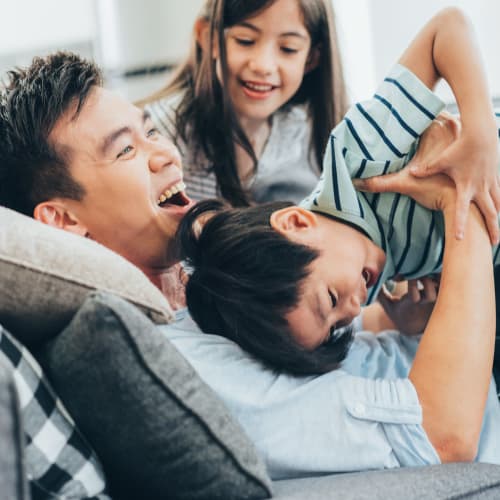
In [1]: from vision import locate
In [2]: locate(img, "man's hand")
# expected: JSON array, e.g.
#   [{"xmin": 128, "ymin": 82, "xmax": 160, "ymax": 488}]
[
  {"xmin": 377, "ymin": 276, "xmax": 439, "ymax": 335},
  {"xmin": 353, "ymin": 165, "xmax": 456, "ymax": 213},
  {"xmin": 408, "ymin": 112, "xmax": 500, "ymax": 244}
]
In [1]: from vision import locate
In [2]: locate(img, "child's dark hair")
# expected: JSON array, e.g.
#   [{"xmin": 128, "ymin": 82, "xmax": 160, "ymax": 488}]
[
  {"xmin": 0, "ymin": 51, "xmax": 102, "ymax": 216},
  {"xmin": 142, "ymin": 0, "xmax": 348, "ymax": 207},
  {"xmin": 177, "ymin": 199, "xmax": 353, "ymax": 375}
]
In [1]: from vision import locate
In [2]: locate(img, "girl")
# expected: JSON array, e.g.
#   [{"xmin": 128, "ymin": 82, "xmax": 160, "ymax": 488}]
[{"xmin": 142, "ymin": 0, "xmax": 348, "ymax": 206}]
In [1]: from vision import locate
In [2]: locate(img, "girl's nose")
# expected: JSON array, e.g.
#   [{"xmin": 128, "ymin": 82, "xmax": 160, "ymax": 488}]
[{"xmin": 248, "ymin": 45, "xmax": 276, "ymax": 75}]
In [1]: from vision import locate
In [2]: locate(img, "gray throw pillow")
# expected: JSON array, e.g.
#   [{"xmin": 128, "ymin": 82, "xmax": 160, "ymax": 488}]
[
  {"xmin": 0, "ymin": 206, "xmax": 173, "ymax": 348},
  {"xmin": 41, "ymin": 291, "xmax": 272, "ymax": 500}
]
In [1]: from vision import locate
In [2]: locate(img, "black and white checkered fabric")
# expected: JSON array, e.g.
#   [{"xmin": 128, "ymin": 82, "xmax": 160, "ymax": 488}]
[{"xmin": 0, "ymin": 325, "xmax": 110, "ymax": 500}]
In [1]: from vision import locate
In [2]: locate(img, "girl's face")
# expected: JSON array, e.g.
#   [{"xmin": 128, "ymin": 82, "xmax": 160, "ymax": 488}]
[{"xmin": 221, "ymin": 0, "xmax": 313, "ymax": 127}]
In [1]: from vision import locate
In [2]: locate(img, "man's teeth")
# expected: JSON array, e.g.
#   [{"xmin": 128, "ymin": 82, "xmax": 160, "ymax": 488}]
[
  {"xmin": 158, "ymin": 181, "xmax": 185, "ymax": 204},
  {"xmin": 244, "ymin": 82, "xmax": 273, "ymax": 92}
]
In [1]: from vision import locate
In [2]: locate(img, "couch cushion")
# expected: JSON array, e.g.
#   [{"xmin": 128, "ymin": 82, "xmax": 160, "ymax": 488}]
[
  {"xmin": 0, "ymin": 206, "xmax": 173, "ymax": 348},
  {"xmin": 0, "ymin": 325, "xmax": 109, "ymax": 499},
  {"xmin": 41, "ymin": 291, "xmax": 272, "ymax": 500},
  {"xmin": 271, "ymin": 463, "xmax": 500, "ymax": 499}
]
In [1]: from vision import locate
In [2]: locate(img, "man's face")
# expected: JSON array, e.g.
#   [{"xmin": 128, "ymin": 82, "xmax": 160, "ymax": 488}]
[{"xmin": 49, "ymin": 87, "xmax": 192, "ymax": 271}]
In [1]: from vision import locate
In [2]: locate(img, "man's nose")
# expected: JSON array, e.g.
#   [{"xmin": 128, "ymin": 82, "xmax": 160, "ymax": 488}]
[{"xmin": 148, "ymin": 141, "xmax": 181, "ymax": 173}]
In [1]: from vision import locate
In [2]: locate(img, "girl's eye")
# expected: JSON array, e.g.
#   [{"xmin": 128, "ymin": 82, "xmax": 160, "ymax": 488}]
[
  {"xmin": 328, "ymin": 291, "xmax": 337, "ymax": 308},
  {"xmin": 117, "ymin": 145, "xmax": 133, "ymax": 159},
  {"xmin": 281, "ymin": 47, "xmax": 299, "ymax": 54},
  {"xmin": 235, "ymin": 37, "xmax": 254, "ymax": 46},
  {"xmin": 147, "ymin": 127, "xmax": 159, "ymax": 137}
]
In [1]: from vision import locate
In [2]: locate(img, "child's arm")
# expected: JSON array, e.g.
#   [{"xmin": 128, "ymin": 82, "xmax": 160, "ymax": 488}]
[{"xmin": 399, "ymin": 7, "xmax": 500, "ymax": 244}]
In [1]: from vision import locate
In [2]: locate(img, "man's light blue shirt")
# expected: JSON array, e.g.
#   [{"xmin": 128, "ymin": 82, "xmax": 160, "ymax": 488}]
[{"xmin": 161, "ymin": 310, "xmax": 500, "ymax": 479}]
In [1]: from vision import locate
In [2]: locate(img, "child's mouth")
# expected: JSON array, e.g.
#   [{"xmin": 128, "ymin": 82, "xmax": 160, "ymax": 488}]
[
  {"xmin": 241, "ymin": 80, "xmax": 277, "ymax": 98},
  {"xmin": 362, "ymin": 268, "xmax": 378, "ymax": 288}
]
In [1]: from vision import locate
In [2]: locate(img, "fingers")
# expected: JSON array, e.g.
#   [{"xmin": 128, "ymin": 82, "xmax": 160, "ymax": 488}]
[
  {"xmin": 407, "ymin": 279, "xmax": 422, "ymax": 303},
  {"xmin": 353, "ymin": 170, "xmax": 409, "ymax": 195},
  {"xmin": 409, "ymin": 159, "xmax": 440, "ymax": 178},
  {"xmin": 407, "ymin": 277, "xmax": 438, "ymax": 303},
  {"xmin": 420, "ymin": 276, "xmax": 438, "ymax": 302}
]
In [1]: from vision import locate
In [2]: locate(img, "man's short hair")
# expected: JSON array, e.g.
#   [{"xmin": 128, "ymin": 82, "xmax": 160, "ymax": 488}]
[{"xmin": 0, "ymin": 51, "xmax": 102, "ymax": 215}]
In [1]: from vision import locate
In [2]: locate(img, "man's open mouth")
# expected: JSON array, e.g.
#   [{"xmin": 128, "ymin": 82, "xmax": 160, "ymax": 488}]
[{"xmin": 157, "ymin": 181, "xmax": 191, "ymax": 208}]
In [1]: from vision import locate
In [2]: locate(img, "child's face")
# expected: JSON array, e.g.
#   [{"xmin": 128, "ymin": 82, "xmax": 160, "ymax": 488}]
[
  {"xmin": 221, "ymin": 0, "xmax": 314, "ymax": 126},
  {"xmin": 272, "ymin": 208, "xmax": 386, "ymax": 350}
]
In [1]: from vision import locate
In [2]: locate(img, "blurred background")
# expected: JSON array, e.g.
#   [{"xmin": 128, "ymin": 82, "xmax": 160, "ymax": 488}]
[{"xmin": 1, "ymin": 0, "xmax": 499, "ymax": 105}]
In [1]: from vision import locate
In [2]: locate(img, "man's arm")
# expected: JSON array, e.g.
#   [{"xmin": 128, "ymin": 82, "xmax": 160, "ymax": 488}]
[{"xmin": 356, "ymin": 168, "xmax": 495, "ymax": 462}]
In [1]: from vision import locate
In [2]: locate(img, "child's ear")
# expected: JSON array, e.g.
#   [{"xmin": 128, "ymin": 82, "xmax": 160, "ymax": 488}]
[
  {"xmin": 305, "ymin": 45, "xmax": 321, "ymax": 74},
  {"xmin": 270, "ymin": 206, "xmax": 318, "ymax": 236},
  {"xmin": 34, "ymin": 200, "xmax": 89, "ymax": 237},
  {"xmin": 194, "ymin": 17, "xmax": 218, "ymax": 57}
]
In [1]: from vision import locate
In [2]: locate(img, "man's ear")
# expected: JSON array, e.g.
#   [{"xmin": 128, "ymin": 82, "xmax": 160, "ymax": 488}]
[
  {"xmin": 305, "ymin": 45, "xmax": 321, "ymax": 74},
  {"xmin": 270, "ymin": 206, "xmax": 318, "ymax": 236},
  {"xmin": 33, "ymin": 201, "xmax": 88, "ymax": 237}
]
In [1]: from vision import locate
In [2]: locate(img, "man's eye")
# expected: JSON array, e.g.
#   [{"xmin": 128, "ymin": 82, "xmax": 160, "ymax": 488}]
[
  {"xmin": 147, "ymin": 127, "xmax": 159, "ymax": 137},
  {"xmin": 117, "ymin": 145, "xmax": 133, "ymax": 158},
  {"xmin": 328, "ymin": 291, "xmax": 337, "ymax": 308}
]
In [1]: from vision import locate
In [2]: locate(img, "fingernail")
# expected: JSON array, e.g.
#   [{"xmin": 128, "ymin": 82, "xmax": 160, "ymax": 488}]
[
  {"xmin": 409, "ymin": 165, "xmax": 418, "ymax": 173},
  {"xmin": 352, "ymin": 179, "xmax": 368, "ymax": 192},
  {"xmin": 456, "ymin": 231, "xmax": 464, "ymax": 240}
]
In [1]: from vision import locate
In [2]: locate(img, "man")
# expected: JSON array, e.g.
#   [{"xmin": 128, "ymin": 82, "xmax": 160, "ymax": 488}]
[
  {"xmin": 0, "ymin": 52, "xmax": 190, "ymax": 307},
  {"xmin": 1, "ymin": 50, "xmax": 499, "ymax": 478}
]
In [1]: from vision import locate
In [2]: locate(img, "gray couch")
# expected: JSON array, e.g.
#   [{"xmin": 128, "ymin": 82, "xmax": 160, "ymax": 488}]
[{"xmin": 1, "ymin": 205, "xmax": 500, "ymax": 500}]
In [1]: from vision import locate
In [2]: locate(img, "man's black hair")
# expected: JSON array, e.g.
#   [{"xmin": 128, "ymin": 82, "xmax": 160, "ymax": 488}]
[
  {"xmin": 177, "ymin": 199, "xmax": 353, "ymax": 375},
  {"xmin": 0, "ymin": 51, "xmax": 102, "ymax": 215}
]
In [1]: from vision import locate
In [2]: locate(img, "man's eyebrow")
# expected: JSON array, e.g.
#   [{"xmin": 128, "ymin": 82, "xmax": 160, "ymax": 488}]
[
  {"xmin": 236, "ymin": 21, "xmax": 308, "ymax": 39},
  {"xmin": 99, "ymin": 111, "xmax": 151, "ymax": 156}
]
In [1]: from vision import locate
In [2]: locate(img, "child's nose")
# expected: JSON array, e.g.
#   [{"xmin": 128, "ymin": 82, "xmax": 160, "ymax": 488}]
[
  {"xmin": 249, "ymin": 46, "xmax": 276, "ymax": 75},
  {"xmin": 345, "ymin": 295, "xmax": 361, "ymax": 319}
]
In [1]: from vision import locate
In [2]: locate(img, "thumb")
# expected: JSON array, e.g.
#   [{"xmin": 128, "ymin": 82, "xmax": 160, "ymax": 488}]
[
  {"xmin": 410, "ymin": 150, "xmax": 450, "ymax": 178},
  {"xmin": 353, "ymin": 169, "xmax": 410, "ymax": 194}
]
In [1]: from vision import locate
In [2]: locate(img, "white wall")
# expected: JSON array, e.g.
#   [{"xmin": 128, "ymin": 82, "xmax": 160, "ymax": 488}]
[
  {"xmin": 2, "ymin": 0, "xmax": 499, "ymax": 105},
  {"xmin": 0, "ymin": 0, "xmax": 95, "ymax": 55},
  {"xmin": 334, "ymin": 0, "xmax": 500, "ymax": 103}
]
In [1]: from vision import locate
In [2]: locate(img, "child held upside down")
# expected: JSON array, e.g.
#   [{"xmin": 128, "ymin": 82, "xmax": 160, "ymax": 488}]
[{"xmin": 176, "ymin": 8, "xmax": 500, "ymax": 375}]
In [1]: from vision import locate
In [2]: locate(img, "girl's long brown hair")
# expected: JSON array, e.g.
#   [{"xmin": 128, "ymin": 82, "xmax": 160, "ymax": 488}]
[{"xmin": 141, "ymin": 0, "xmax": 348, "ymax": 206}]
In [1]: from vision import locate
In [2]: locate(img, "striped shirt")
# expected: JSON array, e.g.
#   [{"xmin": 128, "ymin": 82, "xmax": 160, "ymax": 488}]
[
  {"xmin": 301, "ymin": 64, "xmax": 500, "ymax": 304},
  {"xmin": 146, "ymin": 95, "xmax": 320, "ymax": 204}
]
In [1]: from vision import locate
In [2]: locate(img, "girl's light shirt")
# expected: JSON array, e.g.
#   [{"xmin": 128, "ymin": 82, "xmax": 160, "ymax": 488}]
[
  {"xmin": 146, "ymin": 96, "xmax": 320, "ymax": 204},
  {"xmin": 161, "ymin": 310, "xmax": 500, "ymax": 479}
]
